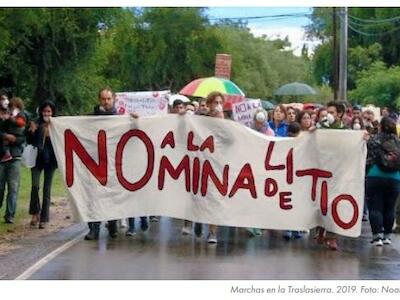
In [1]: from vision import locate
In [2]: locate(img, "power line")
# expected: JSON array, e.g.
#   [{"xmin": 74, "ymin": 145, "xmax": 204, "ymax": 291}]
[
  {"xmin": 343, "ymin": 16, "xmax": 400, "ymax": 36},
  {"xmin": 348, "ymin": 14, "xmax": 400, "ymax": 24},
  {"xmin": 208, "ymin": 12, "xmax": 312, "ymax": 21}
]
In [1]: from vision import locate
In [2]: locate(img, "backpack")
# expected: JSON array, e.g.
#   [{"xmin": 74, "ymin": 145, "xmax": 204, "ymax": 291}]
[{"xmin": 376, "ymin": 134, "xmax": 400, "ymax": 172}]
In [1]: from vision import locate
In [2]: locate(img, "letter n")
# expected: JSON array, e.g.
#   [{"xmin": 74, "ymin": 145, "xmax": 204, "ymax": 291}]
[{"xmin": 65, "ymin": 129, "xmax": 108, "ymax": 187}]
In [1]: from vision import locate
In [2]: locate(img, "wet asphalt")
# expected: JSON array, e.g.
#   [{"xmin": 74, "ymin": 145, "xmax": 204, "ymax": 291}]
[{"xmin": 10, "ymin": 217, "xmax": 400, "ymax": 280}]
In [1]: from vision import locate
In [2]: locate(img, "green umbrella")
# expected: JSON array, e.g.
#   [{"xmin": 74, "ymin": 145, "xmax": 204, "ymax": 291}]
[
  {"xmin": 261, "ymin": 100, "xmax": 275, "ymax": 110},
  {"xmin": 274, "ymin": 82, "xmax": 317, "ymax": 96}
]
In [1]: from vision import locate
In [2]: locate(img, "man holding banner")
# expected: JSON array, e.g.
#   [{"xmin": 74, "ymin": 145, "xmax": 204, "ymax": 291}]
[{"xmin": 85, "ymin": 87, "xmax": 120, "ymax": 240}]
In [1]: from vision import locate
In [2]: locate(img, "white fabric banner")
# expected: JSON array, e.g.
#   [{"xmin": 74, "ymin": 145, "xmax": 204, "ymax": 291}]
[
  {"xmin": 115, "ymin": 91, "xmax": 170, "ymax": 116},
  {"xmin": 232, "ymin": 99, "xmax": 262, "ymax": 127},
  {"xmin": 50, "ymin": 115, "xmax": 367, "ymax": 237}
]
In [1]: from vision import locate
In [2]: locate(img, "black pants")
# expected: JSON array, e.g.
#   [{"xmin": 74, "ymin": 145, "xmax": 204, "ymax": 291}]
[
  {"xmin": 29, "ymin": 166, "xmax": 56, "ymax": 223},
  {"xmin": 88, "ymin": 220, "xmax": 117, "ymax": 233},
  {"xmin": 366, "ymin": 177, "xmax": 400, "ymax": 235}
]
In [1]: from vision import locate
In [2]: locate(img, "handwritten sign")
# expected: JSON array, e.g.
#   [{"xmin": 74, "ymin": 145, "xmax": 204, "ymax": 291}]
[
  {"xmin": 115, "ymin": 91, "xmax": 169, "ymax": 116},
  {"xmin": 232, "ymin": 99, "xmax": 262, "ymax": 127},
  {"xmin": 50, "ymin": 115, "xmax": 367, "ymax": 237}
]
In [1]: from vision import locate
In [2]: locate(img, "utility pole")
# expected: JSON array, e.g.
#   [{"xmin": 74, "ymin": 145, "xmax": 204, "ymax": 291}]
[
  {"xmin": 338, "ymin": 7, "xmax": 348, "ymax": 101},
  {"xmin": 332, "ymin": 7, "xmax": 338, "ymax": 100}
]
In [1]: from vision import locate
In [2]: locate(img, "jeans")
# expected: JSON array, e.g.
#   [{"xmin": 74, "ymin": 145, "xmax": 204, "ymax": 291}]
[
  {"xmin": 128, "ymin": 217, "xmax": 148, "ymax": 232},
  {"xmin": 0, "ymin": 159, "xmax": 21, "ymax": 220},
  {"xmin": 367, "ymin": 177, "xmax": 400, "ymax": 235},
  {"xmin": 29, "ymin": 166, "xmax": 56, "ymax": 223}
]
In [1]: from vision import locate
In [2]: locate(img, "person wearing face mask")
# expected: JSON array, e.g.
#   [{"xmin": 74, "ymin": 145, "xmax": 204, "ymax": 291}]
[
  {"xmin": 0, "ymin": 97, "xmax": 26, "ymax": 224},
  {"xmin": 27, "ymin": 101, "xmax": 58, "ymax": 229},
  {"xmin": 192, "ymin": 91, "xmax": 225, "ymax": 244},
  {"xmin": 314, "ymin": 101, "xmax": 347, "ymax": 250},
  {"xmin": 252, "ymin": 109, "xmax": 274, "ymax": 136},
  {"xmin": 350, "ymin": 116, "xmax": 369, "ymax": 222},
  {"xmin": 351, "ymin": 116, "xmax": 365, "ymax": 131},
  {"xmin": 244, "ymin": 109, "xmax": 275, "ymax": 237},
  {"xmin": 185, "ymin": 103, "xmax": 195, "ymax": 115}
]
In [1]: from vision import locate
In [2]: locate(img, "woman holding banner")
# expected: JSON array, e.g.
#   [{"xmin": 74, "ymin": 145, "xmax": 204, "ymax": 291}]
[{"xmin": 193, "ymin": 91, "xmax": 225, "ymax": 244}]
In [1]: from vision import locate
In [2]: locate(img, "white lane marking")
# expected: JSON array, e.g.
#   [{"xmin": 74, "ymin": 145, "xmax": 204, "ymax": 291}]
[{"xmin": 15, "ymin": 232, "xmax": 86, "ymax": 280}]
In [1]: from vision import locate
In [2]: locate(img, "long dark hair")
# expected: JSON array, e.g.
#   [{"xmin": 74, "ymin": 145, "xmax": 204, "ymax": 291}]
[
  {"xmin": 380, "ymin": 116, "xmax": 397, "ymax": 135},
  {"xmin": 38, "ymin": 101, "xmax": 56, "ymax": 123}
]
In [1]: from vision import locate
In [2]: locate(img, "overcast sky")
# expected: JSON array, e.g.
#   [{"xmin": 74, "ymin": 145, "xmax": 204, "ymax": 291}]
[{"xmin": 207, "ymin": 7, "xmax": 320, "ymax": 56}]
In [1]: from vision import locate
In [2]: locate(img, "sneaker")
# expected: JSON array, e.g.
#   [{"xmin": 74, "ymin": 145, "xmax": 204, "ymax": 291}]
[
  {"xmin": 39, "ymin": 222, "xmax": 46, "ymax": 229},
  {"xmin": 293, "ymin": 231, "xmax": 303, "ymax": 239},
  {"xmin": 84, "ymin": 229, "xmax": 99, "ymax": 240},
  {"xmin": 325, "ymin": 238, "xmax": 338, "ymax": 250},
  {"xmin": 149, "ymin": 216, "xmax": 159, "ymax": 222},
  {"xmin": 125, "ymin": 230, "xmax": 136, "ymax": 237},
  {"xmin": 181, "ymin": 225, "xmax": 192, "ymax": 235},
  {"xmin": 4, "ymin": 217, "xmax": 14, "ymax": 224},
  {"xmin": 362, "ymin": 215, "xmax": 369, "ymax": 222},
  {"xmin": 283, "ymin": 230, "xmax": 292, "ymax": 240},
  {"xmin": 247, "ymin": 228, "xmax": 257, "ymax": 237},
  {"xmin": 383, "ymin": 238, "xmax": 392, "ymax": 245},
  {"xmin": 207, "ymin": 232, "xmax": 218, "ymax": 244},
  {"xmin": 194, "ymin": 223, "xmax": 202, "ymax": 238},
  {"xmin": 371, "ymin": 238, "xmax": 383, "ymax": 246},
  {"xmin": 30, "ymin": 214, "xmax": 39, "ymax": 227},
  {"xmin": 255, "ymin": 229, "xmax": 263, "ymax": 236},
  {"xmin": 119, "ymin": 219, "xmax": 127, "ymax": 228}
]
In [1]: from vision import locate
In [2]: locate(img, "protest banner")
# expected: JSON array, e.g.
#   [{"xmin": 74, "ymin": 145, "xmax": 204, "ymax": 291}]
[
  {"xmin": 50, "ymin": 115, "xmax": 367, "ymax": 237},
  {"xmin": 115, "ymin": 91, "xmax": 170, "ymax": 116},
  {"xmin": 232, "ymin": 99, "xmax": 262, "ymax": 127}
]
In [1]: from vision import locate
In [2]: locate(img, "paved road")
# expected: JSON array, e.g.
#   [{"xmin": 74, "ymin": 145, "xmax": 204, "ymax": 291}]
[
  {"xmin": 20, "ymin": 217, "xmax": 400, "ymax": 280},
  {"xmin": 0, "ymin": 224, "xmax": 87, "ymax": 280}
]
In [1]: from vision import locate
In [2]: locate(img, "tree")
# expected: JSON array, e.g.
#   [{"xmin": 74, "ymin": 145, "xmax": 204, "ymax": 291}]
[
  {"xmin": 0, "ymin": 8, "xmax": 122, "ymax": 113},
  {"xmin": 349, "ymin": 61, "xmax": 400, "ymax": 109}
]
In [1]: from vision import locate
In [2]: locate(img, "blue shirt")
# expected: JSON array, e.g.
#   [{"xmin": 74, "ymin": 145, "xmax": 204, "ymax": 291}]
[
  {"xmin": 367, "ymin": 164, "xmax": 400, "ymax": 181},
  {"xmin": 268, "ymin": 121, "xmax": 288, "ymax": 137}
]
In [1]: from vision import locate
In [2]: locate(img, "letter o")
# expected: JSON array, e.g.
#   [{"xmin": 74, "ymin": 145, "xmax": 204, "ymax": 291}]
[
  {"xmin": 115, "ymin": 130, "xmax": 154, "ymax": 191},
  {"xmin": 331, "ymin": 194, "xmax": 359, "ymax": 229}
]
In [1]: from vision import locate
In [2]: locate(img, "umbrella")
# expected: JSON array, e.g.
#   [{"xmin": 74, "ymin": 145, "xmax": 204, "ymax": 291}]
[
  {"xmin": 168, "ymin": 94, "xmax": 190, "ymax": 106},
  {"xmin": 261, "ymin": 100, "xmax": 275, "ymax": 110},
  {"xmin": 180, "ymin": 77, "xmax": 245, "ymax": 99},
  {"xmin": 274, "ymin": 82, "xmax": 317, "ymax": 96}
]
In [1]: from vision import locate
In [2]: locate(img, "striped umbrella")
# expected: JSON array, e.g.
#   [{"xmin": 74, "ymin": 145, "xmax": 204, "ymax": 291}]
[{"xmin": 180, "ymin": 77, "xmax": 245, "ymax": 98}]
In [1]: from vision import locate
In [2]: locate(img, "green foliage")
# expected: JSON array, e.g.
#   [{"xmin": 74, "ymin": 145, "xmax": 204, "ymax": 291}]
[
  {"xmin": 349, "ymin": 61, "xmax": 400, "ymax": 109},
  {"xmin": 0, "ymin": 7, "xmax": 312, "ymax": 113},
  {"xmin": 308, "ymin": 7, "xmax": 400, "ymax": 102},
  {"xmin": 212, "ymin": 25, "xmax": 312, "ymax": 99}
]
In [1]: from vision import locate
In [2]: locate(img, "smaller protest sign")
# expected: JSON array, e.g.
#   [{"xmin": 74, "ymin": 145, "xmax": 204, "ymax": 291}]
[
  {"xmin": 232, "ymin": 98, "xmax": 262, "ymax": 127},
  {"xmin": 115, "ymin": 91, "xmax": 170, "ymax": 116}
]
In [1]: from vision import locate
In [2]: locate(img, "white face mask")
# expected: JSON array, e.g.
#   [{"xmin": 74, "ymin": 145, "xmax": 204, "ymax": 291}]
[
  {"xmin": 214, "ymin": 104, "xmax": 223, "ymax": 113},
  {"xmin": 12, "ymin": 108, "xmax": 20, "ymax": 117},
  {"xmin": 255, "ymin": 112, "xmax": 267, "ymax": 122},
  {"xmin": 353, "ymin": 123, "xmax": 361, "ymax": 130},
  {"xmin": 43, "ymin": 116, "xmax": 50, "ymax": 122},
  {"xmin": 1, "ymin": 99, "xmax": 9, "ymax": 110},
  {"xmin": 186, "ymin": 110, "xmax": 194, "ymax": 115},
  {"xmin": 327, "ymin": 113, "xmax": 335, "ymax": 125}
]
